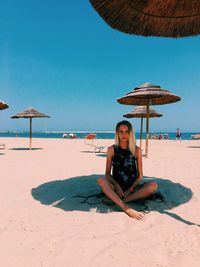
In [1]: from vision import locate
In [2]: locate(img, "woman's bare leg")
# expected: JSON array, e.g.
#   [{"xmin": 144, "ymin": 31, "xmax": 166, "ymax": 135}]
[
  {"xmin": 124, "ymin": 181, "xmax": 157, "ymax": 203},
  {"xmin": 97, "ymin": 177, "xmax": 144, "ymax": 220}
]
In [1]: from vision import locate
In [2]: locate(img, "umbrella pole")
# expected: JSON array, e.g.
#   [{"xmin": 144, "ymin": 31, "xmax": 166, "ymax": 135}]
[
  {"xmin": 140, "ymin": 117, "xmax": 143, "ymax": 149},
  {"xmin": 30, "ymin": 118, "xmax": 32, "ymax": 150},
  {"xmin": 145, "ymin": 103, "xmax": 150, "ymax": 158}
]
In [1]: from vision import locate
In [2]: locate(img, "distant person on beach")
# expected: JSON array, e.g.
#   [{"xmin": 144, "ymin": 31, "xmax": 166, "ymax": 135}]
[
  {"xmin": 176, "ymin": 128, "xmax": 181, "ymax": 141},
  {"xmin": 158, "ymin": 133, "xmax": 163, "ymax": 140},
  {"xmin": 97, "ymin": 120, "xmax": 157, "ymax": 220}
]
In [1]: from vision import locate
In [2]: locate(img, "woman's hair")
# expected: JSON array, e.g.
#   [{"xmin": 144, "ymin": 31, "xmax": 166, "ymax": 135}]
[{"xmin": 115, "ymin": 120, "xmax": 136, "ymax": 155}]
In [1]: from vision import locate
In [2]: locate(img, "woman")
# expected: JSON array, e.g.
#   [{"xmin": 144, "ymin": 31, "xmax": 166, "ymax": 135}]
[{"xmin": 98, "ymin": 120, "xmax": 157, "ymax": 220}]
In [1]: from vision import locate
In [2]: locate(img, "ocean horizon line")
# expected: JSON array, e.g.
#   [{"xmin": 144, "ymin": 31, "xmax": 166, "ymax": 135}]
[
  {"xmin": 0, "ymin": 130, "xmax": 115, "ymax": 134},
  {"xmin": 0, "ymin": 130, "xmax": 199, "ymax": 134}
]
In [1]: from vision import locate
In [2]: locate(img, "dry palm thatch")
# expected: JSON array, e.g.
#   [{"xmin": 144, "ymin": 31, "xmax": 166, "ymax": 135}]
[
  {"xmin": 11, "ymin": 107, "xmax": 50, "ymax": 119},
  {"xmin": 123, "ymin": 105, "xmax": 162, "ymax": 118},
  {"xmin": 123, "ymin": 105, "xmax": 163, "ymax": 149},
  {"xmin": 0, "ymin": 100, "xmax": 9, "ymax": 110},
  {"xmin": 118, "ymin": 82, "xmax": 180, "ymax": 157},
  {"xmin": 118, "ymin": 82, "xmax": 181, "ymax": 105},
  {"xmin": 89, "ymin": 0, "xmax": 200, "ymax": 37},
  {"xmin": 11, "ymin": 107, "xmax": 50, "ymax": 150}
]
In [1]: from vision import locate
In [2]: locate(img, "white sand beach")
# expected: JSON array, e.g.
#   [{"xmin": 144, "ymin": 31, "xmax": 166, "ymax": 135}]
[{"xmin": 0, "ymin": 137, "xmax": 200, "ymax": 267}]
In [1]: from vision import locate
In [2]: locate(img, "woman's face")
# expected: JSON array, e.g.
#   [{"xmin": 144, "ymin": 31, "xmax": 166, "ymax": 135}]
[{"xmin": 117, "ymin": 125, "xmax": 130, "ymax": 142}]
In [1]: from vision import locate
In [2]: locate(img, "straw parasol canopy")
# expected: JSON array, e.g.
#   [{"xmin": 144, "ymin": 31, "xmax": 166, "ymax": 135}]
[
  {"xmin": 0, "ymin": 100, "xmax": 9, "ymax": 110},
  {"xmin": 11, "ymin": 107, "xmax": 50, "ymax": 150},
  {"xmin": 118, "ymin": 82, "xmax": 181, "ymax": 157},
  {"xmin": 118, "ymin": 82, "xmax": 181, "ymax": 106},
  {"xmin": 123, "ymin": 106, "xmax": 163, "ymax": 149},
  {"xmin": 123, "ymin": 106, "xmax": 163, "ymax": 118},
  {"xmin": 89, "ymin": 0, "xmax": 200, "ymax": 38}
]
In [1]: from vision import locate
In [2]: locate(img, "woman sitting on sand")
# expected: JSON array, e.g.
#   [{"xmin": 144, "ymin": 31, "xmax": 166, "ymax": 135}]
[{"xmin": 98, "ymin": 120, "xmax": 157, "ymax": 220}]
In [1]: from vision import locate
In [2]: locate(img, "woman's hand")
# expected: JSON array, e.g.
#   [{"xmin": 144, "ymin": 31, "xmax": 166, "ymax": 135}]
[
  {"xmin": 123, "ymin": 187, "xmax": 134, "ymax": 198},
  {"xmin": 115, "ymin": 184, "xmax": 124, "ymax": 198}
]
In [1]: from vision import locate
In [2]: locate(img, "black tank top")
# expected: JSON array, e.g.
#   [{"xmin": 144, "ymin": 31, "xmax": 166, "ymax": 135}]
[{"xmin": 112, "ymin": 145, "xmax": 138, "ymax": 192}]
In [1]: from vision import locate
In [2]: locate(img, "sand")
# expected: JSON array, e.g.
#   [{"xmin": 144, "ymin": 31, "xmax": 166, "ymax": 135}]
[{"xmin": 0, "ymin": 137, "xmax": 200, "ymax": 267}]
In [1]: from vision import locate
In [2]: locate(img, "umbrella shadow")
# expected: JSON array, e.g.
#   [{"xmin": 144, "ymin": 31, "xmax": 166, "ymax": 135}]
[
  {"xmin": 31, "ymin": 175, "xmax": 199, "ymax": 226},
  {"xmin": 81, "ymin": 151, "xmax": 107, "ymax": 154},
  {"xmin": 187, "ymin": 146, "xmax": 200, "ymax": 149},
  {"xmin": 95, "ymin": 153, "xmax": 107, "ymax": 157},
  {"xmin": 9, "ymin": 148, "xmax": 43, "ymax": 151},
  {"xmin": 81, "ymin": 150, "xmax": 101, "ymax": 153}
]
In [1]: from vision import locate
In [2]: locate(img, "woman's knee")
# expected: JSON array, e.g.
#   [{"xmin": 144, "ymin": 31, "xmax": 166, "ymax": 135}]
[
  {"xmin": 97, "ymin": 177, "xmax": 106, "ymax": 187},
  {"xmin": 149, "ymin": 181, "xmax": 158, "ymax": 193}
]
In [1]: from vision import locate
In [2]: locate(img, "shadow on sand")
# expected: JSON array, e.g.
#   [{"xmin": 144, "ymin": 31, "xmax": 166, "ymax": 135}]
[
  {"xmin": 95, "ymin": 153, "xmax": 107, "ymax": 157},
  {"xmin": 81, "ymin": 151, "xmax": 107, "ymax": 154},
  {"xmin": 9, "ymin": 148, "xmax": 43, "ymax": 151},
  {"xmin": 31, "ymin": 175, "xmax": 199, "ymax": 226}
]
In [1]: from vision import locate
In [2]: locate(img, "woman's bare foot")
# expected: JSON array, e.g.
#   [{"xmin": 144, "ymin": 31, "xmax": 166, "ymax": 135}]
[{"xmin": 124, "ymin": 208, "xmax": 144, "ymax": 220}]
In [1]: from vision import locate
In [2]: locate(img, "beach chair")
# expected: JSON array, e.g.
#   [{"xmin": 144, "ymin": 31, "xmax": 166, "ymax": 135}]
[
  {"xmin": 150, "ymin": 133, "xmax": 158, "ymax": 139},
  {"xmin": 191, "ymin": 134, "xmax": 200, "ymax": 140},
  {"xmin": 0, "ymin": 144, "xmax": 5, "ymax": 149},
  {"xmin": 84, "ymin": 134, "xmax": 106, "ymax": 153},
  {"xmin": 63, "ymin": 133, "xmax": 77, "ymax": 139},
  {"xmin": 164, "ymin": 134, "xmax": 169, "ymax": 139}
]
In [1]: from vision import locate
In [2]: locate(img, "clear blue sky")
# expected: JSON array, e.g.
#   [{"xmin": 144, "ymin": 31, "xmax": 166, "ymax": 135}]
[{"xmin": 0, "ymin": 0, "xmax": 200, "ymax": 133}]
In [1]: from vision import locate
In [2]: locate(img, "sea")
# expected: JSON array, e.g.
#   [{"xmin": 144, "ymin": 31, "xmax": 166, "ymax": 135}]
[{"xmin": 0, "ymin": 131, "xmax": 198, "ymax": 140}]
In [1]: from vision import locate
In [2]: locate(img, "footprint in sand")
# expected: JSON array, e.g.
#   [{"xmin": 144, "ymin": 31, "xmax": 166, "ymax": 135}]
[{"xmin": 166, "ymin": 227, "xmax": 200, "ymax": 257}]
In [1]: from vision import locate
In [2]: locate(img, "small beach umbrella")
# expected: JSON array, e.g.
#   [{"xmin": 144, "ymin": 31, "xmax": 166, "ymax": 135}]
[
  {"xmin": 118, "ymin": 82, "xmax": 181, "ymax": 157},
  {"xmin": 11, "ymin": 107, "xmax": 50, "ymax": 150},
  {"xmin": 123, "ymin": 106, "xmax": 163, "ymax": 149},
  {"xmin": 89, "ymin": 0, "xmax": 200, "ymax": 38},
  {"xmin": 0, "ymin": 100, "xmax": 9, "ymax": 110}
]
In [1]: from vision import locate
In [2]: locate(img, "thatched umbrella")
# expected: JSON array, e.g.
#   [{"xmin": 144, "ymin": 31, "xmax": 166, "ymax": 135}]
[
  {"xmin": 118, "ymin": 82, "xmax": 181, "ymax": 157},
  {"xmin": 89, "ymin": 0, "xmax": 200, "ymax": 37},
  {"xmin": 123, "ymin": 106, "xmax": 163, "ymax": 149},
  {"xmin": 0, "ymin": 100, "xmax": 9, "ymax": 110},
  {"xmin": 11, "ymin": 107, "xmax": 50, "ymax": 150}
]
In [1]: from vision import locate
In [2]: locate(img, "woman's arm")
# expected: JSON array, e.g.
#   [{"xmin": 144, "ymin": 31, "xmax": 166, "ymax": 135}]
[
  {"xmin": 105, "ymin": 146, "xmax": 117, "ymax": 186},
  {"xmin": 135, "ymin": 145, "xmax": 143, "ymax": 180}
]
